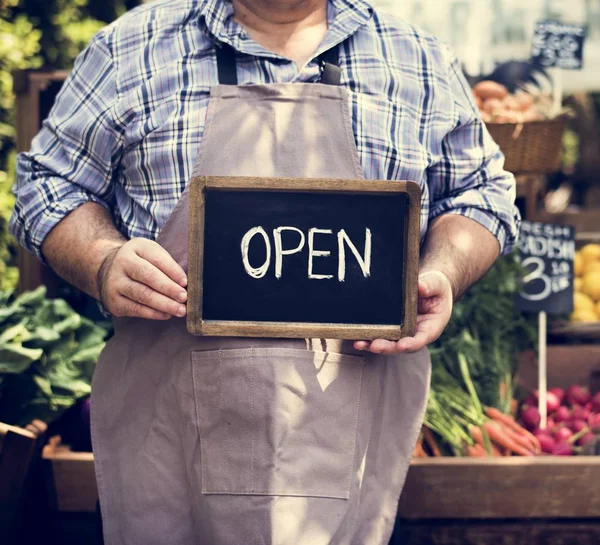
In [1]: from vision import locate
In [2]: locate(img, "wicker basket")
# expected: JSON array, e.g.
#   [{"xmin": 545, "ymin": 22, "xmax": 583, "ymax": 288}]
[{"xmin": 486, "ymin": 116, "xmax": 567, "ymax": 174}]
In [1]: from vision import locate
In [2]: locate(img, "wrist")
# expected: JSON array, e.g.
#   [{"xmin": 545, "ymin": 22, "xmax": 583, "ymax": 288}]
[
  {"xmin": 419, "ymin": 269, "xmax": 456, "ymax": 300},
  {"xmin": 89, "ymin": 239, "xmax": 125, "ymax": 301}
]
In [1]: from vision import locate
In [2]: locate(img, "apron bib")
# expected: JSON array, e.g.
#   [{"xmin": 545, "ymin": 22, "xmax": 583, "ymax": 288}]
[{"xmin": 91, "ymin": 42, "xmax": 431, "ymax": 545}]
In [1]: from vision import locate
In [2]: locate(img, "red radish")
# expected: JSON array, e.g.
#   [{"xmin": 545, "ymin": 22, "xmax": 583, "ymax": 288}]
[
  {"xmin": 566, "ymin": 386, "xmax": 590, "ymax": 407},
  {"xmin": 533, "ymin": 430, "xmax": 555, "ymax": 454},
  {"xmin": 546, "ymin": 417, "xmax": 556, "ymax": 430},
  {"xmin": 545, "ymin": 391, "xmax": 561, "ymax": 414},
  {"xmin": 553, "ymin": 427, "xmax": 574, "ymax": 442},
  {"xmin": 520, "ymin": 405, "xmax": 541, "ymax": 430},
  {"xmin": 591, "ymin": 392, "xmax": 600, "ymax": 412},
  {"xmin": 549, "ymin": 387, "xmax": 565, "ymax": 404},
  {"xmin": 525, "ymin": 391, "xmax": 560, "ymax": 414},
  {"xmin": 553, "ymin": 406, "xmax": 571, "ymax": 423},
  {"xmin": 571, "ymin": 406, "xmax": 591, "ymax": 422},
  {"xmin": 570, "ymin": 420, "xmax": 587, "ymax": 434},
  {"xmin": 578, "ymin": 433, "xmax": 596, "ymax": 447},
  {"xmin": 552, "ymin": 442, "xmax": 574, "ymax": 456},
  {"xmin": 589, "ymin": 413, "xmax": 600, "ymax": 431}
]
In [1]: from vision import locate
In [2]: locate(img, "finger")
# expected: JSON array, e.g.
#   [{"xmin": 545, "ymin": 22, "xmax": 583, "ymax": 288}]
[
  {"xmin": 368, "ymin": 339, "xmax": 399, "ymax": 354},
  {"xmin": 127, "ymin": 256, "xmax": 187, "ymax": 303},
  {"xmin": 354, "ymin": 341, "xmax": 371, "ymax": 351},
  {"xmin": 132, "ymin": 239, "xmax": 187, "ymax": 287},
  {"xmin": 394, "ymin": 330, "xmax": 430, "ymax": 353},
  {"xmin": 120, "ymin": 280, "xmax": 187, "ymax": 317},
  {"xmin": 115, "ymin": 296, "xmax": 172, "ymax": 321}
]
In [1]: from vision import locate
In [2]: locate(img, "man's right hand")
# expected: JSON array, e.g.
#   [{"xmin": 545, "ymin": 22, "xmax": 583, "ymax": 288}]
[{"xmin": 96, "ymin": 238, "xmax": 188, "ymax": 321}]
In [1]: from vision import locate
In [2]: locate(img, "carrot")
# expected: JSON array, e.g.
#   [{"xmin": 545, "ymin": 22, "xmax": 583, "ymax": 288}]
[
  {"xmin": 490, "ymin": 443, "xmax": 502, "ymax": 457},
  {"xmin": 413, "ymin": 439, "xmax": 428, "ymax": 458},
  {"xmin": 503, "ymin": 447, "xmax": 511, "ymax": 457},
  {"xmin": 485, "ymin": 407, "xmax": 541, "ymax": 454},
  {"xmin": 483, "ymin": 421, "xmax": 534, "ymax": 457},
  {"xmin": 467, "ymin": 444, "xmax": 487, "ymax": 457},
  {"xmin": 470, "ymin": 426, "xmax": 485, "ymax": 447},
  {"xmin": 423, "ymin": 427, "xmax": 442, "ymax": 457}
]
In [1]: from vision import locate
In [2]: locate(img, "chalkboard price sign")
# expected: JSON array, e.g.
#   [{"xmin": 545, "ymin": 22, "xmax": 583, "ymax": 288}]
[
  {"xmin": 187, "ymin": 176, "xmax": 421, "ymax": 340},
  {"xmin": 531, "ymin": 20, "xmax": 587, "ymax": 70},
  {"xmin": 515, "ymin": 221, "xmax": 575, "ymax": 315}
]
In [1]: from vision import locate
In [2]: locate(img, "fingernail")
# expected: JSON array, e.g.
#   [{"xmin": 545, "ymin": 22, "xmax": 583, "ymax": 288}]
[
  {"xmin": 177, "ymin": 306, "xmax": 186, "ymax": 317},
  {"xmin": 178, "ymin": 291, "xmax": 187, "ymax": 303},
  {"xmin": 180, "ymin": 277, "xmax": 188, "ymax": 287}
]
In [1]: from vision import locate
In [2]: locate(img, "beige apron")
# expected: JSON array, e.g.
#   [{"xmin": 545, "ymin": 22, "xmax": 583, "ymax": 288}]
[{"xmin": 91, "ymin": 42, "xmax": 431, "ymax": 545}]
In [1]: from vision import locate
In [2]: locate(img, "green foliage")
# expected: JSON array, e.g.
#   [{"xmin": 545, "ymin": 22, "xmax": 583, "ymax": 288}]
[
  {"xmin": 0, "ymin": 286, "xmax": 111, "ymax": 426},
  {"xmin": 0, "ymin": 0, "xmax": 142, "ymax": 290}
]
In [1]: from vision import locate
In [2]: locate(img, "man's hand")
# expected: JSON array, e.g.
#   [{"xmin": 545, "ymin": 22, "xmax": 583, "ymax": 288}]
[
  {"xmin": 354, "ymin": 271, "xmax": 453, "ymax": 355},
  {"xmin": 97, "ymin": 238, "xmax": 188, "ymax": 321}
]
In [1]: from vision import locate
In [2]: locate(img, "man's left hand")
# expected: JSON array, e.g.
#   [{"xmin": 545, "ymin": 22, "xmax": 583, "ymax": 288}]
[{"xmin": 354, "ymin": 271, "xmax": 453, "ymax": 355}]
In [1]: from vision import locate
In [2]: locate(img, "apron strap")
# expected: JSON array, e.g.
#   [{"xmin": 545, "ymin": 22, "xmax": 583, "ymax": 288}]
[{"xmin": 215, "ymin": 43, "xmax": 342, "ymax": 86}]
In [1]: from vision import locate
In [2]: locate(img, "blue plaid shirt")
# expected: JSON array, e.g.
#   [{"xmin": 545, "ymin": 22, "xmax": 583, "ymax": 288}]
[{"xmin": 11, "ymin": 0, "xmax": 520, "ymax": 260}]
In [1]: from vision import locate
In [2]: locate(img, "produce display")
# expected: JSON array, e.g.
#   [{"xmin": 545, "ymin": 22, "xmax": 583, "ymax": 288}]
[
  {"xmin": 571, "ymin": 243, "xmax": 600, "ymax": 323},
  {"xmin": 471, "ymin": 80, "xmax": 551, "ymax": 124},
  {"xmin": 0, "ymin": 286, "xmax": 110, "ymax": 427},
  {"xmin": 416, "ymin": 254, "xmax": 539, "ymax": 457},
  {"xmin": 517, "ymin": 386, "xmax": 600, "ymax": 456}
]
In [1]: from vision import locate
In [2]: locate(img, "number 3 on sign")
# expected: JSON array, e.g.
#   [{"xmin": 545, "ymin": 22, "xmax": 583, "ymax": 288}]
[{"xmin": 521, "ymin": 256, "xmax": 552, "ymax": 302}]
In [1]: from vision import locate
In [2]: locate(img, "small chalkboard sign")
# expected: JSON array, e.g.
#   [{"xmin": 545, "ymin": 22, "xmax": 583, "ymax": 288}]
[
  {"xmin": 531, "ymin": 20, "xmax": 587, "ymax": 70},
  {"xmin": 515, "ymin": 221, "xmax": 575, "ymax": 315},
  {"xmin": 187, "ymin": 176, "xmax": 421, "ymax": 340}
]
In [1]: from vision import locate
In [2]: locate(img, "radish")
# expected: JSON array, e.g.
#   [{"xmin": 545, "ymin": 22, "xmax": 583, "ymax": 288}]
[
  {"xmin": 553, "ymin": 406, "xmax": 571, "ymax": 423},
  {"xmin": 591, "ymin": 392, "xmax": 600, "ymax": 413},
  {"xmin": 589, "ymin": 413, "xmax": 600, "ymax": 432},
  {"xmin": 520, "ymin": 405, "xmax": 541, "ymax": 430},
  {"xmin": 549, "ymin": 387, "xmax": 565, "ymax": 404},
  {"xmin": 571, "ymin": 405, "xmax": 591, "ymax": 422},
  {"xmin": 578, "ymin": 433, "xmax": 596, "ymax": 447},
  {"xmin": 546, "ymin": 417, "xmax": 556, "ymax": 430},
  {"xmin": 533, "ymin": 430, "xmax": 555, "ymax": 454},
  {"xmin": 545, "ymin": 391, "xmax": 561, "ymax": 414},
  {"xmin": 570, "ymin": 420, "xmax": 588, "ymax": 434},
  {"xmin": 566, "ymin": 386, "xmax": 590, "ymax": 407},
  {"xmin": 553, "ymin": 427, "xmax": 574, "ymax": 442},
  {"xmin": 526, "ymin": 390, "xmax": 560, "ymax": 414},
  {"xmin": 552, "ymin": 442, "xmax": 574, "ymax": 456}
]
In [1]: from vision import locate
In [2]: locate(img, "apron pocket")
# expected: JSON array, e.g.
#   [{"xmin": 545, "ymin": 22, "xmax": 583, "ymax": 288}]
[{"xmin": 191, "ymin": 347, "xmax": 365, "ymax": 499}]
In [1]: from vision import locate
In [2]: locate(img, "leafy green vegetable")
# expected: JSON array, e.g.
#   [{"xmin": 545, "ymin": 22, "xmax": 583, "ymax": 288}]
[{"xmin": 0, "ymin": 286, "xmax": 111, "ymax": 426}]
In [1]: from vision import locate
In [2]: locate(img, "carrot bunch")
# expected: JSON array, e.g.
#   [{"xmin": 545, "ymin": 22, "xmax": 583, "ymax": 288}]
[{"xmin": 467, "ymin": 408, "xmax": 541, "ymax": 457}]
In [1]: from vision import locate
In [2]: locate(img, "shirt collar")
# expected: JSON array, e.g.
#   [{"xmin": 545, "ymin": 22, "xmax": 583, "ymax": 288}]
[{"xmin": 199, "ymin": 0, "xmax": 373, "ymax": 58}]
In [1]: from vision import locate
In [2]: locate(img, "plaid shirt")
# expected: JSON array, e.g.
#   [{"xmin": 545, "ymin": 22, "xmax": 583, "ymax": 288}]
[{"xmin": 11, "ymin": 0, "xmax": 520, "ymax": 260}]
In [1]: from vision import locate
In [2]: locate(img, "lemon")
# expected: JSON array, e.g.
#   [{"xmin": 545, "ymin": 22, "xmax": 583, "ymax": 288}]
[
  {"xmin": 574, "ymin": 292, "xmax": 595, "ymax": 312},
  {"xmin": 597, "ymin": 300, "xmax": 600, "ymax": 317},
  {"xmin": 570, "ymin": 309, "xmax": 600, "ymax": 323},
  {"xmin": 574, "ymin": 252, "xmax": 584, "ymax": 277},
  {"xmin": 582, "ymin": 272, "xmax": 600, "ymax": 302},
  {"xmin": 575, "ymin": 278, "xmax": 583, "ymax": 292},
  {"xmin": 584, "ymin": 261, "xmax": 600, "ymax": 276},
  {"xmin": 580, "ymin": 244, "xmax": 600, "ymax": 264}
]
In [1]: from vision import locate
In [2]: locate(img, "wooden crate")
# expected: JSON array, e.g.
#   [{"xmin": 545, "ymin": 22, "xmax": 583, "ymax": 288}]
[
  {"xmin": 42, "ymin": 437, "xmax": 97, "ymax": 513},
  {"xmin": 398, "ymin": 457, "xmax": 600, "ymax": 520}
]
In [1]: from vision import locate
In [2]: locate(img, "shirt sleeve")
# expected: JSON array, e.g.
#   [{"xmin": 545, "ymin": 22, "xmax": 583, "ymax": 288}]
[
  {"xmin": 426, "ymin": 48, "xmax": 521, "ymax": 255},
  {"xmin": 9, "ymin": 28, "xmax": 121, "ymax": 262}
]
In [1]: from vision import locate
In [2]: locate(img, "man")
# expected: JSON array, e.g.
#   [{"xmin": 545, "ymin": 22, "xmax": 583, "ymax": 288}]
[{"xmin": 11, "ymin": 0, "xmax": 520, "ymax": 543}]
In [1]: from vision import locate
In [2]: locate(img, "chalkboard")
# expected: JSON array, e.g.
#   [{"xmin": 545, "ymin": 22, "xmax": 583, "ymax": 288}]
[
  {"xmin": 187, "ymin": 176, "xmax": 421, "ymax": 340},
  {"xmin": 515, "ymin": 221, "xmax": 575, "ymax": 315},
  {"xmin": 531, "ymin": 20, "xmax": 587, "ymax": 70}
]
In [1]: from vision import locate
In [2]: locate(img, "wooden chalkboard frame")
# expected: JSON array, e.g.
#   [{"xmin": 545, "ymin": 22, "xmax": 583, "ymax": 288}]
[{"xmin": 187, "ymin": 176, "xmax": 421, "ymax": 340}]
